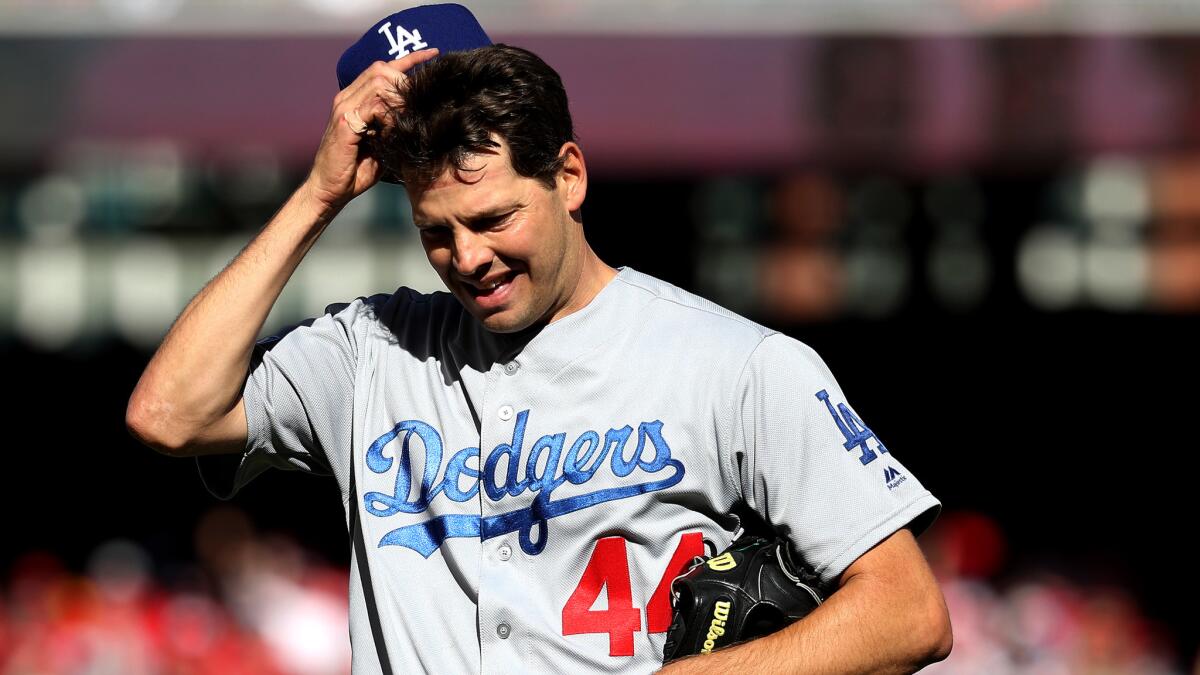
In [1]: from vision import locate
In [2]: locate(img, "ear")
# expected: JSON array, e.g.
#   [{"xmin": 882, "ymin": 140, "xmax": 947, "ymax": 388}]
[{"xmin": 556, "ymin": 142, "xmax": 587, "ymax": 212}]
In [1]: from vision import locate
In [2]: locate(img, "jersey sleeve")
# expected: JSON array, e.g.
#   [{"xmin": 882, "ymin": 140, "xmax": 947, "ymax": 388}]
[
  {"xmin": 196, "ymin": 299, "xmax": 366, "ymax": 499},
  {"xmin": 729, "ymin": 333, "xmax": 941, "ymax": 587}
]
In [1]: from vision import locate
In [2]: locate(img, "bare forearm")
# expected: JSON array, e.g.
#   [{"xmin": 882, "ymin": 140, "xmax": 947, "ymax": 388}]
[
  {"xmin": 127, "ymin": 47, "xmax": 441, "ymax": 452},
  {"xmin": 128, "ymin": 183, "xmax": 335, "ymax": 445},
  {"xmin": 659, "ymin": 583, "xmax": 931, "ymax": 674}
]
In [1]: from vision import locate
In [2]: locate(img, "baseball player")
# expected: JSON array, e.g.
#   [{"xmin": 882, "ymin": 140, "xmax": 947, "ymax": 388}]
[{"xmin": 127, "ymin": 4, "xmax": 952, "ymax": 673}]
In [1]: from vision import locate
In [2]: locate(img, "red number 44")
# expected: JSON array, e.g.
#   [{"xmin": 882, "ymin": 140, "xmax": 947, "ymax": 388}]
[{"xmin": 561, "ymin": 532, "xmax": 704, "ymax": 657}]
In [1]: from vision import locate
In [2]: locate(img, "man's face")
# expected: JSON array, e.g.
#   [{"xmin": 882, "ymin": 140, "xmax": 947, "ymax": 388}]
[{"xmin": 408, "ymin": 137, "xmax": 582, "ymax": 333}]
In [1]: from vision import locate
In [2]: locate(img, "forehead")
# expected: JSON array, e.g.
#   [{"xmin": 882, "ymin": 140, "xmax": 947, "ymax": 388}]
[{"xmin": 408, "ymin": 140, "xmax": 526, "ymax": 221}]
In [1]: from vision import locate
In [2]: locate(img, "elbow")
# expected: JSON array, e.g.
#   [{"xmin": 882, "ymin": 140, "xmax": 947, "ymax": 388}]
[
  {"xmin": 918, "ymin": 591, "xmax": 954, "ymax": 666},
  {"xmin": 125, "ymin": 392, "xmax": 191, "ymax": 457}
]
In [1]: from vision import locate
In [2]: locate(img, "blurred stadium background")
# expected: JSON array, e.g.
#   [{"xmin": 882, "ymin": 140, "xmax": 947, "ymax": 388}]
[{"xmin": 2, "ymin": 0, "xmax": 1199, "ymax": 672}]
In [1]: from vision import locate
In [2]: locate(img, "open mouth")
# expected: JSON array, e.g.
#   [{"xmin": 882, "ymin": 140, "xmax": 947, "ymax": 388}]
[{"xmin": 465, "ymin": 272, "xmax": 517, "ymax": 307}]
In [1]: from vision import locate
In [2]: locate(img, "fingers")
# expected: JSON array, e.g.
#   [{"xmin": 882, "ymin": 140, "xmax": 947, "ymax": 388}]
[
  {"xmin": 344, "ymin": 108, "xmax": 369, "ymax": 135},
  {"xmin": 309, "ymin": 47, "xmax": 440, "ymax": 205},
  {"xmin": 388, "ymin": 46, "xmax": 441, "ymax": 76},
  {"xmin": 334, "ymin": 48, "xmax": 440, "ymax": 137},
  {"xmin": 343, "ymin": 93, "xmax": 399, "ymax": 139},
  {"xmin": 340, "ymin": 47, "xmax": 439, "ymax": 103}
]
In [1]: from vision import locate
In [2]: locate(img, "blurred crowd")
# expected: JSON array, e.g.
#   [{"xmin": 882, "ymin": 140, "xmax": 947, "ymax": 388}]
[
  {"xmin": 0, "ymin": 508, "xmax": 1187, "ymax": 674},
  {"xmin": 0, "ymin": 508, "xmax": 350, "ymax": 675},
  {"xmin": 922, "ymin": 512, "xmax": 1185, "ymax": 675}
]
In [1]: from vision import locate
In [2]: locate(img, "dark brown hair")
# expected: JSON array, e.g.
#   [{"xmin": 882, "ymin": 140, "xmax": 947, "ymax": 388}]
[{"xmin": 369, "ymin": 44, "xmax": 576, "ymax": 189}]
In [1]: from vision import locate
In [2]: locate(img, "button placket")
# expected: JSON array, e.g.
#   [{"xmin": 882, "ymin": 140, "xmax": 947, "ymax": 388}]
[{"xmin": 479, "ymin": 355, "xmax": 526, "ymax": 666}]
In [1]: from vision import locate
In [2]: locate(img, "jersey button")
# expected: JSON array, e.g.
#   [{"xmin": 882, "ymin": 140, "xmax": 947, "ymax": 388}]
[
  {"xmin": 503, "ymin": 361, "xmax": 519, "ymax": 375},
  {"xmin": 498, "ymin": 544, "xmax": 512, "ymax": 561},
  {"xmin": 498, "ymin": 405, "xmax": 514, "ymax": 421},
  {"xmin": 497, "ymin": 623, "xmax": 511, "ymax": 639}
]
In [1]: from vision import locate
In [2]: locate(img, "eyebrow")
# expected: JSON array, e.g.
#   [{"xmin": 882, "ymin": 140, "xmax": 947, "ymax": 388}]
[{"xmin": 414, "ymin": 203, "xmax": 521, "ymax": 228}]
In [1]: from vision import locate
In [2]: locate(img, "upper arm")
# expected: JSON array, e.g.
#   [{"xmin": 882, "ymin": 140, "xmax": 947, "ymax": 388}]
[
  {"xmin": 183, "ymin": 297, "xmax": 380, "ymax": 497},
  {"xmin": 183, "ymin": 398, "xmax": 249, "ymax": 457},
  {"xmin": 838, "ymin": 527, "xmax": 932, "ymax": 585},
  {"xmin": 126, "ymin": 394, "xmax": 248, "ymax": 458}
]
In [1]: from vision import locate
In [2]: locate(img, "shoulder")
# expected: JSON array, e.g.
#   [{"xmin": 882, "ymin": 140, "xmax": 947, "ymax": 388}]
[
  {"xmin": 260, "ymin": 288, "xmax": 467, "ymax": 355},
  {"xmin": 614, "ymin": 268, "xmax": 775, "ymax": 348},
  {"xmin": 613, "ymin": 270, "xmax": 834, "ymax": 383},
  {"xmin": 362, "ymin": 286, "xmax": 463, "ymax": 325},
  {"xmin": 320, "ymin": 287, "xmax": 467, "ymax": 337}
]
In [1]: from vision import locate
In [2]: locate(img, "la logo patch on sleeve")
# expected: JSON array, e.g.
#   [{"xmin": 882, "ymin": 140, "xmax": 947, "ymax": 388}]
[{"xmin": 815, "ymin": 389, "xmax": 890, "ymax": 466}]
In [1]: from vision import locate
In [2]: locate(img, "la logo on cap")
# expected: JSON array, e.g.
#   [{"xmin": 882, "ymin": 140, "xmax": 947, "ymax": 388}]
[
  {"xmin": 336, "ymin": 4, "xmax": 493, "ymax": 91},
  {"xmin": 378, "ymin": 21, "xmax": 429, "ymax": 59}
]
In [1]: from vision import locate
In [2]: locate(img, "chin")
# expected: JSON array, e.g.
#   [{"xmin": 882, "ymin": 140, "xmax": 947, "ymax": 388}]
[{"xmin": 476, "ymin": 309, "xmax": 536, "ymax": 334}]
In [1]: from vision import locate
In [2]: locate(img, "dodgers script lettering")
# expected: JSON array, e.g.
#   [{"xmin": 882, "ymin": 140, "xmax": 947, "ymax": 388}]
[{"xmin": 363, "ymin": 410, "xmax": 686, "ymax": 557}]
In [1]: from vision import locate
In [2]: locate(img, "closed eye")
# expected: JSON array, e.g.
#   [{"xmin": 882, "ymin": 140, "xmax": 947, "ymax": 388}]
[
  {"xmin": 471, "ymin": 211, "xmax": 514, "ymax": 231},
  {"xmin": 418, "ymin": 225, "xmax": 451, "ymax": 240}
]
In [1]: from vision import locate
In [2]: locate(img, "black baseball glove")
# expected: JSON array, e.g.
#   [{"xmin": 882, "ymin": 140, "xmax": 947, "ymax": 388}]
[{"xmin": 662, "ymin": 534, "xmax": 825, "ymax": 663}]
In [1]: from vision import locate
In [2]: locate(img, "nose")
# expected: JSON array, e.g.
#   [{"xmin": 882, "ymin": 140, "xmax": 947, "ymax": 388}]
[{"xmin": 451, "ymin": 228, "xmax": 494, "ymax": 278}]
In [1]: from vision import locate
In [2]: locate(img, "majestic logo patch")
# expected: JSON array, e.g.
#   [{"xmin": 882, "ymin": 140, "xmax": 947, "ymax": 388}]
[
  {"xmin": 363, "ymin": 410, "xmax": 686, "ymax": 557},
  {"xmin": 816, "ymin": 389, "xmax": 889, "ymax": 466},
  {"xmin": 884, "ymin": 466, "xmax": 906, "ymax": 490}
]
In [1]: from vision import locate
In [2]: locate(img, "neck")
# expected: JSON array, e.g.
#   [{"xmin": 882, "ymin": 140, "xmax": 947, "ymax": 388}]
[
  {"xmin": 548, "ymin": 242, "xmax": 617, "ymax": 325},
  {"xmin": 578, "ymin": 243, "xmax": 618, "ymax": 294}
]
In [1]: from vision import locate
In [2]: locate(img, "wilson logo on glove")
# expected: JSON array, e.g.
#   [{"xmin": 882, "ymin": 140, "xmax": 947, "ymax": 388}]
[
  {"xmin": 706, "ymin": 553, "xmax": 737, "ymax": 572},
  {"xmin": 663, "ymin": 535, "xmax": 825, "ymax": 663},
  {"xmin": 700, "ymin": 600, "xmax": 733, "ymax": 654}
]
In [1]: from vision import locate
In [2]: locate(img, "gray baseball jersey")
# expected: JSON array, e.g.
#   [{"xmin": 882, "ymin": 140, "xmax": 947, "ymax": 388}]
[{"xmin": 198, "ymin": 267, "xmax": 940, "ymax": 674}]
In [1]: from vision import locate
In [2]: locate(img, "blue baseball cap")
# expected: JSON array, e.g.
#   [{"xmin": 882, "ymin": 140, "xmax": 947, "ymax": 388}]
[{"xmin": 336, "ymin": 3, "xmax": 492, "ymax": 90}]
